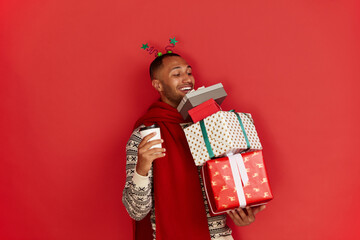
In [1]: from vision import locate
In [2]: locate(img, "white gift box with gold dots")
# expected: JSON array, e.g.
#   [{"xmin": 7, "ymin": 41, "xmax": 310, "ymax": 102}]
[{"xmin": 184, "ymin": 111, "xmax": 262, "ymax": 166}]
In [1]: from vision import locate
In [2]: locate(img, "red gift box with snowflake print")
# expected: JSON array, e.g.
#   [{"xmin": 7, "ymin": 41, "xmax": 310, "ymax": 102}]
[{"xmin": 201, "ymin": 150, "xmax": 273, "ymax": 216}]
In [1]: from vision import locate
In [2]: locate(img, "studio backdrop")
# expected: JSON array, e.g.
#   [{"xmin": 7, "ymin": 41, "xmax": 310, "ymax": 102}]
[{"xmin": 1, "ymin": 0, "xmax": 359, "ymax": 239}]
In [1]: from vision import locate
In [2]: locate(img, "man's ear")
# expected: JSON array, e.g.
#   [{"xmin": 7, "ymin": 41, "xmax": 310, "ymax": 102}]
[{"xmin": 152, "ymin": 79, "xmax": 163, "ymax": 92}]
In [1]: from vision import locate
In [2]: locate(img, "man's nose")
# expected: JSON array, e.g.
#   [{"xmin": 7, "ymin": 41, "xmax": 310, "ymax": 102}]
[{"xmin": 182, "ymin": 74, "xmax": 192, "ymax": 83}]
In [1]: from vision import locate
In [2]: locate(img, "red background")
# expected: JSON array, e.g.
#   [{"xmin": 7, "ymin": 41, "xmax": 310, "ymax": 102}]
[{"xmin": 1, "ymin": 0, "xmax": 360, "ymax": 239}]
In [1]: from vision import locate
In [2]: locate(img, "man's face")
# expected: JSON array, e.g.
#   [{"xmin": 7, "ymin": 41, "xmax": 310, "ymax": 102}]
[{"xmin": 153, "ymin": 56, "xmax": 195, "ymax": 108}]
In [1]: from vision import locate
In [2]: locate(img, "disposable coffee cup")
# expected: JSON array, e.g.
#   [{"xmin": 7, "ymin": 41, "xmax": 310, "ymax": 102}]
[{"xmin": 139, "ymin": 124, "xmax": 162, "ymax": 149}]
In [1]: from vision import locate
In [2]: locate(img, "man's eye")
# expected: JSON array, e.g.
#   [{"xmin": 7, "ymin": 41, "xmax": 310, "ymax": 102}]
[
  {"xmin": 187, "ymin": 72, "xmax": 192, "ymax": 75},
  {"xmin": 173, "ymin": 73, "xmax": 180, "ymax": 77}
]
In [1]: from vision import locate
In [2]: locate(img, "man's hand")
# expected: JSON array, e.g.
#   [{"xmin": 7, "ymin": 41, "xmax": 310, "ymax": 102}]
[
  {"xmin": 136, "ymin": 132, "xmax": 166, "ymax": 176},
  {"xmin": 227, "ymin": 205, "xmax": 266, "ymax": 226}
]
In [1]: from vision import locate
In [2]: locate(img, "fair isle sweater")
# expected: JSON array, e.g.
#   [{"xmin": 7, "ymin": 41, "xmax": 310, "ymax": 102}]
[{"xmin": 122, "ymin": 125, "xmax": 233, "ymax": 240}]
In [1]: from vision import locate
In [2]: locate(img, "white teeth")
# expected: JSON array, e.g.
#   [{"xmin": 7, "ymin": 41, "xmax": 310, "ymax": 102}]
[{"xmin": 180, "ymin": 87, "xmax": 192, "ymax": 91}]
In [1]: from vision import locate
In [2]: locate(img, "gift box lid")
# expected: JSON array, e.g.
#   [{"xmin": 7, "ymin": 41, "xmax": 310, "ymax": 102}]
[{"xmin": 177, "ymin": 83, "xmax": 227, "ymax": 121}]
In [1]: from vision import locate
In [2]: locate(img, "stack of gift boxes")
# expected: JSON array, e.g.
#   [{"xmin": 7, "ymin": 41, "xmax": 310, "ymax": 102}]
[{"xmin": 177, "ymin": 83, "xmax": 273, "ymax": 216}]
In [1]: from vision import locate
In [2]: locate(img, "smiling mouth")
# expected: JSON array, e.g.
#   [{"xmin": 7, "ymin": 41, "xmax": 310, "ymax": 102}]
[{"xmin": 179, "ymin": 86, "xmax": 193, "ymax": 93}]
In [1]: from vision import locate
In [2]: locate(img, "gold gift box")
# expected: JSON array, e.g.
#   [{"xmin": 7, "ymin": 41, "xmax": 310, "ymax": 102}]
[{"xmin": 184, "ymin": 111, "xmax": 262, "ymax": 166}]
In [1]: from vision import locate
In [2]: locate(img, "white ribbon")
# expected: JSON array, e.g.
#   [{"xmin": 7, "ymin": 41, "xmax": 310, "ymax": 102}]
[
  {"xmin": 227, "ymin": 153, "xmax": 249, "ymax": 208},
  {"xmin": 202, "ymin": 153, "xmax": 250, "ymax": 215}
]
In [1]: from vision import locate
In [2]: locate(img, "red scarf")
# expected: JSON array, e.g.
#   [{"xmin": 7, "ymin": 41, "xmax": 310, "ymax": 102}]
[{"xmin": 133, "ymin": 101, "xmax": 211, "ymax": 240}]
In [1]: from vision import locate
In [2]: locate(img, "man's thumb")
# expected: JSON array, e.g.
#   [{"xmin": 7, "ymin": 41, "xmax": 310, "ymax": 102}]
[{"xmin": 254, "ymin": 205, "xmax": 266, "ymax": 214}]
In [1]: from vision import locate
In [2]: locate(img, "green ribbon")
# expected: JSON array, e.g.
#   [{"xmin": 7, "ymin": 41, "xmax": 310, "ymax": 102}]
[
  {"xmin": 199, "ymin": 120, "xmax": 215, "ymax": 159},
  {"xmin": 199, "ymin": 111, "xmax": 251, "ymax": 158},
  {"xmin": 233, "ymin": 111, "xmax": 251, "ymax": 151}
]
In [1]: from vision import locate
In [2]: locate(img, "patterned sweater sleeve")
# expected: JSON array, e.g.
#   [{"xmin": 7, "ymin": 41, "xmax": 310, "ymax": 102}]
[{"xmin": 122, "ymin": 126, "xmax": 153, "ymax": 221}]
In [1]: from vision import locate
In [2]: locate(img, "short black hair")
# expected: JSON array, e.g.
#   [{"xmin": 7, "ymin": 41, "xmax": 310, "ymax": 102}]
[{"xmin": 149, "ymin": 52, "xmax": 181, "ymax": 80}]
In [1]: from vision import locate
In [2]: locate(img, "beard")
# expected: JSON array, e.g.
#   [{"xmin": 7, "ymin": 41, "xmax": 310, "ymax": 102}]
[{"xmin": 161, "ymin": 83, "xmax": 183, "ymax": 107}]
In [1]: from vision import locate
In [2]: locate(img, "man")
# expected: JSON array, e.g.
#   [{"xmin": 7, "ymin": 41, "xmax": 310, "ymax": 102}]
[{"xmin": 122, "ymin": 53, "xmax": 266, "ymax": 240}]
